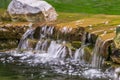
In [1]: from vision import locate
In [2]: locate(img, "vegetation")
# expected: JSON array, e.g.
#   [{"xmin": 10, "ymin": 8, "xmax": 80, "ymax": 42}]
[
  {"xmin": 1, "ymin": 0, "xmax": 120, "ymax": 15},
  {"xmin": 0, "ymin": 0, "xmax": 10, "ymax": 9},
  {"xmin": 0, "ymin": 0, "xmax": 120, "ymax": 23},
  {"xmin": 46, "ymin": 0, "xmax": 120, "ymax": 15}
]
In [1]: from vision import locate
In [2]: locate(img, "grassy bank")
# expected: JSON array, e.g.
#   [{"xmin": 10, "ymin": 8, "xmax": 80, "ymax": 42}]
[
  {"xmin": 0, "ymin": 0, "xmax": 10, "ymax": 9},
  {"xmin": 0, "ymin": 0, "xmax": 120, "ymax": 24},
  {"xmin": 46, "ymin": 0, "xmax": 120, "ymax": 15},
  {"xmin": 1, "ymin": 0, "xmax": 120, "ymax": 15}
]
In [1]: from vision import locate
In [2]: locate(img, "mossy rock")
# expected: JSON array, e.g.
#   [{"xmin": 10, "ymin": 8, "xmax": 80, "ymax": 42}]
[
  {"xmin": 10, "ymin": 14, "xmax": 27, "ymax": 22},
  {"xmin": 65, "ymin": 42, "xmax": 76, "ymax": 51},
  {"xmin": 114, "ymin": 27, "xmax": 120, "ymax": 49},
  {"xmin": 27, "ymin": 39, "xmax": 38, "ymax": 49},
  {"xmin": 114, "ymin": 34, "xmax": 120, "ymax": 49},
  {"xmin": 0, "ymin": 40, "xmax": 18, "ymax": 50},
  {"xmin": 111, "ymin": 49, "xmax": 120, "ymax": 64},
  {"xmin": 0, "ymin": 11, "xmax": 11, "ymax": 21},
  {"xmin": 84, "ymin": 46, "xmax": 93, "ymax": 62},
  {"xmin": 71, "ymin": 41, "xmax": 81, "ymax": 49}
]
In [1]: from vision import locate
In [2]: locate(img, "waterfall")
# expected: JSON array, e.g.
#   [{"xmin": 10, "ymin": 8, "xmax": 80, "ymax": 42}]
[
  {"xmin": 17, "ymin": 27, "xmax": 35, "ymax": 50},
  {"xmin": 73, "ymin": 32, "xmax": 91, "ymax": 64},
  {"xmin": 35, "ymin": 39, "xmax": 49, "ymax": 52},
  {"xmin": 40, "ymin": 26, "xmax": 54, "ymax": 39},
  {"xmin": 0, "ymin": 25, "xmax": 115, "ymax": 80},
  {"xmin": 73, "ymin": 46, "xmax": 85, "ymax": 62},
  {"xmin": 91, "ymin": 37, "xmax": 105, "ymax": 68},
  {"xmin": 35, "ymin": 26, "xmax": 54, "ymax": 52},
  {"xmin": 16, "ymin": 25, "xmax": 105, "ymax": 67},
  {"xmin": 16, "ymin": 25, "xmax": 74, "ymax": 60},
  {"xmin": 48, "ymin": 41, "xmax": 72, "ymax": 59}
]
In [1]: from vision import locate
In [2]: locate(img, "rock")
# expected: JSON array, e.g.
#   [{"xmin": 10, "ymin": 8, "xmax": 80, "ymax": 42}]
[
  {"xmin": 84, "ymin": 46, "xmax": 92, "ymax": 63},
  {"xmin": 7, "ymin": 0, "xmax": 58, "ymax": 22},
  {"xmin": 0, "ymin": 40, "xmax": 18, "ymax": 50},
  {"xmin": 111, "ymin": 26, "xmax": 120, "ymax": 63},
  {"xmin": 27, "ymin": 39, "xmax": 38, "ymax": 49},
  {"xmin": 111, "ymin": 49, "xmax": 120, "ymax": 64},
  {"xmin": 114, "ymin": 27, "xmax": 120, "ymax": 49}
]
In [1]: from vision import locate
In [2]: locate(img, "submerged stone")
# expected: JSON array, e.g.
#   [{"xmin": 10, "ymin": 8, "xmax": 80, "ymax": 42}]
[{"xmin": 7, "ymin": 0, "xmax": 58, "ymax": 22}]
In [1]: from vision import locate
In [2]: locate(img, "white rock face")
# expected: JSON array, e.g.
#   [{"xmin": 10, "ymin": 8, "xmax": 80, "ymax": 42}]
[{"xmin": 7, "ymin": 0, "xmax": 58, "ymax": 22}]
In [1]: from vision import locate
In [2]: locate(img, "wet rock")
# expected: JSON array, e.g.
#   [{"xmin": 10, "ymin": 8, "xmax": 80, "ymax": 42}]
[
  {"xmin": 55, "ymin": 27, "xmax": 85, "ymax": 41},
  {"xmin": 0, "ymin": 11, "xmax": 11, "ymax": 22},
  {"xmin": 0, "ymin": 40, "xmax": 18, "ymax": 50},
  {"xmin": 7, "ymin": 0, "xmax": 58, "ymax": 22},
  {"xmin": 111, "ymin": 49, "xmax": 120, "ymax": 64},
  {"xmin": 27, "ymin": 39, "xmax": 38, "ymax": 50},
  {"xmin": 33, "ymin": 27, "xmax": 41, "ymax": 39},
  {"xmin": 71, "ymin": 41, "xmax": 81, "ymax": 49},
  {"xmin": 0, "ymin": 25, "xmax": 28, "ymax": 39},
  {"xmin": 84, "ymin": 46, "xmax": 92, "ymax": 63},
  {"xmin": 0, "ymin": 24, "xmax": 28, "ymax": 50},
  {"xmin": 114, "ymin": 27, "xmax": 120, "ymax": 49},
  {"xmin": 111, "ymin": 26, "xmax": 120, "ymax": 63}
]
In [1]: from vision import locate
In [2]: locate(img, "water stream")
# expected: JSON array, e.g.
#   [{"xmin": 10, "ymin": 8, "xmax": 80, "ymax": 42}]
[{"xmin": 0, "ymin": 25, "xmax": 117, "ymax": 80}]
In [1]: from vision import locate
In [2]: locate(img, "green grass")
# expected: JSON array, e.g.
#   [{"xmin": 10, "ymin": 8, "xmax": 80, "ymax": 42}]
[
  {"xmin": 0, "ymin": 0, "xmax": 11, "ymax": 9},
  {"xmin": 1, "ymin": 0, "xmax": 120, "ymax": 23},
  {"xmin": 46, "ymin": 0, "xmax": 120, "ymax": 15},
  {"xmin": 1, "ymin": 0, "xmax": 120, "ymax": 15}
]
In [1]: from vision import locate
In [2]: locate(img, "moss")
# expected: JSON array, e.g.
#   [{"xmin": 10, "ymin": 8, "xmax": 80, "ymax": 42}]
[
  {"xmin": 65, "ymin": 43, "xmax": 76, "ymax": 51},
  {"xmin": 114, "ymin": 33, "xmax": 120, "ymax": 49},
  {"xmin": 27, "ymin": 39, "xmax": 38, "ymax": 49},
  {"xmin": 84, "ymin": 46, "xmax": 92, "ymax": 55},
  {"xmin": 71, "ymin": 41, "xmax": 81, "ymax": 49},
  {"xmin": 81, "ymin": 46, "xmax": 93, "ymax": 63}
]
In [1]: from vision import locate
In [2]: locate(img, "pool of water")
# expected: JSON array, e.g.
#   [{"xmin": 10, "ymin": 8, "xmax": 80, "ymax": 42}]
[
  {"xmin": 0, "ymin": 63, "xmax": 113, "ymax": 80},
  {"xmin": 0, "ymin": 52, "xmax": 114, "ymax": 80}
]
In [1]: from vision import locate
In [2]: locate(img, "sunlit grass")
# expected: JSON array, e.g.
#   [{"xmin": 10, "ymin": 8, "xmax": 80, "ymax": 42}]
[
  {"xmin": 0, "ymin": 0, "xmax": 120, "ymax": 26},
  {"xmin": 0, "ymin": 0, "xmax": 10, "ymax": 9},
  {"xmin": 46, "ymin": 0, "xmax": 120, "ymax": 15}
]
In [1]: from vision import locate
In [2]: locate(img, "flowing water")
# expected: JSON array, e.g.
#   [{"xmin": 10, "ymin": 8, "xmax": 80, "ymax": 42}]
[{"xmin": 0, "ymin": 25, "xmax": 117, "ymax": 80}]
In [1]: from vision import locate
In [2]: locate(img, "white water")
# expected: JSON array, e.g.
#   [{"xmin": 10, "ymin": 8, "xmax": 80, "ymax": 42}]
[
  {"xmin": 91, "ymin": 37, "xmax": 105, "ymax": 68},
  {"xmin": 40, "ymin": 26, "xmax": 54, "ymax": 38},
  {"xmin": 74, "ymin": 46, "xmax": 85, "ymax": 63},
  {"xmin": 35, "ymin": 39, "xmax": 49, "ymax": 51},
  {"xmin": 17, "ymin": 27, "xmax": 35, "ymax": 50}
]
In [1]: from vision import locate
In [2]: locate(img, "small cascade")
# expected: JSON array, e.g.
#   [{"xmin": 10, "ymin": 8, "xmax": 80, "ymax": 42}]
[
  {"xmin": 17, "ymin": 27, "xmax": 35, "ymax": 50},
  {"xmin": 17, "ymin": 25, "xmax": 55, "ymax": 52},
  {"xmin": 91, "ymin": 37, "xmax": 105, "ymax": 68},
  {"xmin": 10, "ymin": 25, "xmax": 105, "ymax": 66},
  {"xmin": 73, "ymin": 32, "xmax": 89, "ymax": 63},
  {"xmin": 40, "ymin": 26, "xmax": 54, "ymax": 39},
  {"xmin": 48, "ymin": 41, "xmax": 72, "ymax": 59},
  {"xmin": 15, "ymin": 25, "xmax": 74, "ymax": 61},
  {"xmin": 34, "ymin": 26, "xmax": 54, "ymax": 52},
  {"xmin": 73, "ymin": 46, "xmax": 85, "ymax": 63},
  {"xmin": 35, "ymin": 39, "xmax": 50, "ymax": 52}
]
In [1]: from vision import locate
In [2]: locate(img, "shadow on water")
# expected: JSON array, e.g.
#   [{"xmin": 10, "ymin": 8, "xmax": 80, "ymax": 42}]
[
  {"xmin": 0, "ymin": 50, "xmax": 113, "ymax": 80},
  {"xmin": 0, "ymin": 62, "xmax": 111, "ymax": 80}
]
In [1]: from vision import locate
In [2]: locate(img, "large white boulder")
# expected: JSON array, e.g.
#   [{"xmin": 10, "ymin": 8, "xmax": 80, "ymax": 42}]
[{"xmin": 7, "ymin": 0, "xmax": 58, "ymax": 22}]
